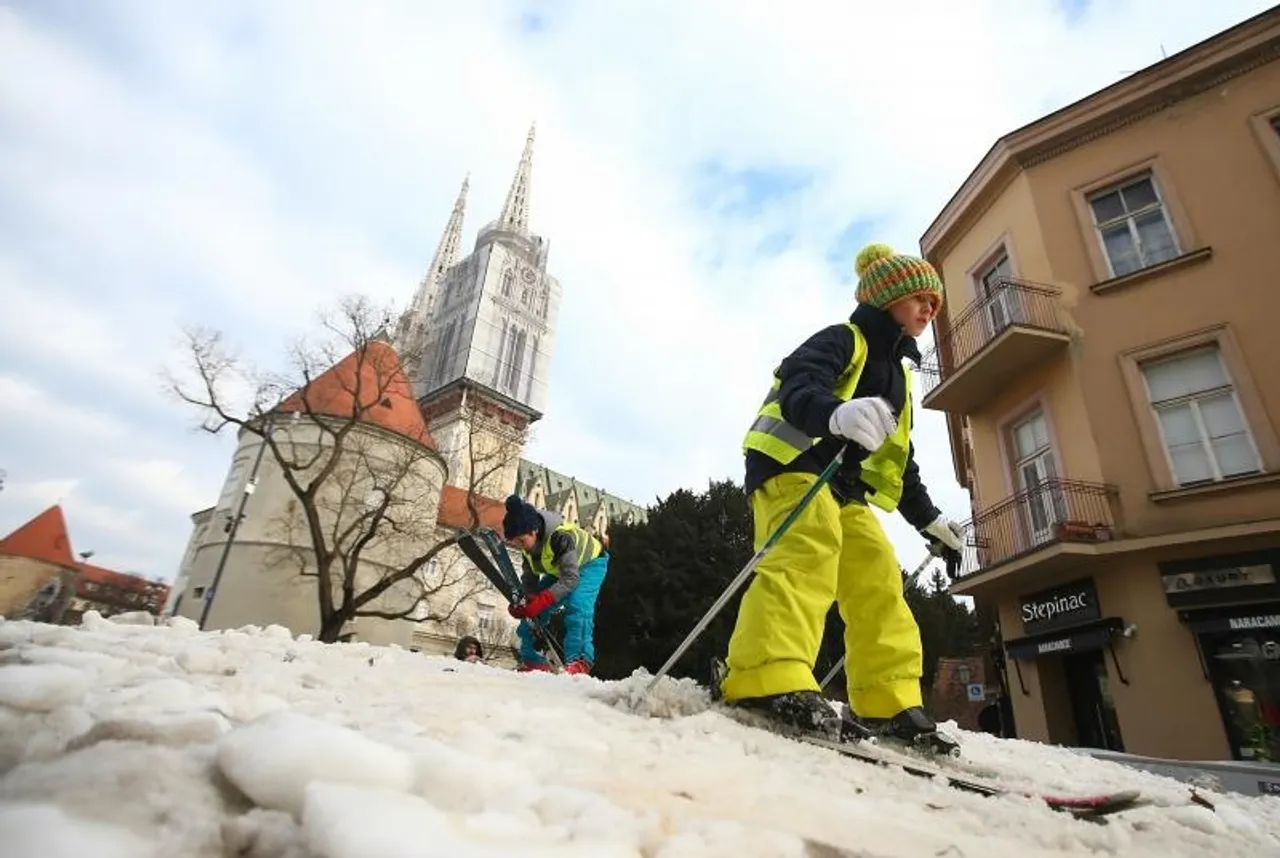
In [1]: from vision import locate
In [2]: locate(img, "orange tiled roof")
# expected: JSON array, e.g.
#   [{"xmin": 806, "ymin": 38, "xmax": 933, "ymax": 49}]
[
  {"xmin": 437, "ymin": 485, "xmax": 506, "ymax": 531},
  {"xmin": 277, "ymin": 341, "xmax": 435, "ymax": 449},
  {"xmin": 76, "ymin": 562, "xmax": 168, "ymax": 596},
  {"xmin": 0, "ymin": 505, "xmax": 77, "ymax": 567}
]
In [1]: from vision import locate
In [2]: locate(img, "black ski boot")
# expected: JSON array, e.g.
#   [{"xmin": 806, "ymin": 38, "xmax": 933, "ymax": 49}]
[
  {"xmin": 708, "ymin": 657, "xmax": 842, "ymax": 741},
  {"xmin": 732, "ymin": 690, "xmax": 844, "ymax": 741},
  {"xmin": 859, "ymin": 706, "xmax": 961, "ymax": 757}
]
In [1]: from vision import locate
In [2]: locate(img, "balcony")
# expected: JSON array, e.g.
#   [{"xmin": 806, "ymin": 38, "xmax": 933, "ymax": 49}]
[
  {"xmin": 919, "ymin": 278, "xmax": 1071, "ymax": 413},
  {"xmin": 949, "ymin": 479, "xmax": 1120, "ymax": 593}
]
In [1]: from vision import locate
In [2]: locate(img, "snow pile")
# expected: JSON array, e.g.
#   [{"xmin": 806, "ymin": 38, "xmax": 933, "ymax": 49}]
[{"xmin": 0, "ymin": 615, "xmax": 1278, "ymax": 858}]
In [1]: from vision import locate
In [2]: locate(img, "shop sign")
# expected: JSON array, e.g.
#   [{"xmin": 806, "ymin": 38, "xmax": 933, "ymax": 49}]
[
  {"xmin": 1228, "ymin": 614, "xmax": 1280, "ymax": 631},
  {"xmin": 1020, "ymin": 578, "xmax": 1101, "ymax": 635},
  {"xmin": 1162, "ymin": 564, "xmax": 1275, "ymax": 595}
]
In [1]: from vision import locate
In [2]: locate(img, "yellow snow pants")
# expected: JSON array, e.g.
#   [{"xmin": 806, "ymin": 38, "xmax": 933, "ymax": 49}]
[{"xmin": 720, "ymin": 471, "xmax": 923, "ymax": 719}]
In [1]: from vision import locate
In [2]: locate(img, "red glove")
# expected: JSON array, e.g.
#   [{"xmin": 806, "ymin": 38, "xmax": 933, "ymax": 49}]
[{"xmin": 508, "ymin": 589, "xmax": 556, "ymax": 619}]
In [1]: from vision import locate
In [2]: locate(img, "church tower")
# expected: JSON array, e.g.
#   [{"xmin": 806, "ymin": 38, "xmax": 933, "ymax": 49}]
[{"xmin": 399, "ymin": 125, "xmax": 563, "ymax": 496}]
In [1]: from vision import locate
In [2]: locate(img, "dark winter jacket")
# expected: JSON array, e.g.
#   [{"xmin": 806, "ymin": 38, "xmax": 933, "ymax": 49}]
[
  {"xmin": 743, "ymin": 302, "xmax": 941, "ymax": 530},
  {"xmin": 518, "ymin": 509, "xmax": 603, "ymax": 601}
]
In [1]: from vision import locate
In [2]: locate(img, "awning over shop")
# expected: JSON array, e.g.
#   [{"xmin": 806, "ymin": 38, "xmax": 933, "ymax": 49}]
[
  {"xmin": 1004, "ymin": 617, "xmax": 1126, "ymax": 661},
  {"xmin": 1179, "ymin": 602, "xmax": 1280, "ymax": 635},
  {"xmin": 1177, "ymin": 602, "xmax": 1280, "ymax": 681}
]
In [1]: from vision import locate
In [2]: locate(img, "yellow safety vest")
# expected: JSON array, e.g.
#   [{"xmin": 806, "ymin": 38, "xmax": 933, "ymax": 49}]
[
  {"xmin": 742, "ymin": 322, "xmax": 913, "ymax": 513},
  {"xmin": 524, "ymin": 522, "xmax": 604, "ymax": 577}
]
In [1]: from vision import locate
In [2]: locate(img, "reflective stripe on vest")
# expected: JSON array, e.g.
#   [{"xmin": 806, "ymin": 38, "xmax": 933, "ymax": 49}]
[
  {"xmin": 525, "ymin": 522, "xmax": 603, "ymax": 577},
  {"xmin": 741, "ymin": 323, "xmax": 912, "ymax": 513}
]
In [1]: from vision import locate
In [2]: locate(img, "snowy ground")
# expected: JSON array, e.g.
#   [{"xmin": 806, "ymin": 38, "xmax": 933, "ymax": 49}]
[{"xmin": 1, "ymin": 615, "xmax": 1278, "ymax": 858}]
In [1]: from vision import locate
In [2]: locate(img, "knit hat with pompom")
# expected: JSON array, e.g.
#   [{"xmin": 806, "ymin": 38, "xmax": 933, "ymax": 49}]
[
  {"xmin": 853, "ymin": 243, "xmax": 945, "ymax": 312},
  {"xmin": 502, "ymin": 494, "xmax": 542, "ymax": 539}
]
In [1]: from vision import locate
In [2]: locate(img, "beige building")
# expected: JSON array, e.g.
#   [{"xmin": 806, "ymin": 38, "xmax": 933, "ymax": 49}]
[{"xmin": 918, "ymin": 9, "xmax": 1280, "ymax": 762}]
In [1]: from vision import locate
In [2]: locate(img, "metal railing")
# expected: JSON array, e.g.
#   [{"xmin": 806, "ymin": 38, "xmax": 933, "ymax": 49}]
[
  {"xmin": 919, "ymin": 278, "xmax": 1068, "ymax": 400},
  {"xmin": 950, "ymin": 479, "xmax": 1118, "ymax": 581}
]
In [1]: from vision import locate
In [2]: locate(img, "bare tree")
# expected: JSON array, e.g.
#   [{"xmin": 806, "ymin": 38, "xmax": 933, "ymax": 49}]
[
  {"xmin": 168, "ymin": 295, "xmax": 521, "ymax": 643},
  {"xmin": 456, "ymin": 394, "xmax": 530, "ymax": 529}
]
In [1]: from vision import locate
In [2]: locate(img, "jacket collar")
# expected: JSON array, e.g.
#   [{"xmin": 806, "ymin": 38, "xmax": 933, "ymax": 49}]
[
  {"xmin": 532, "ymin": 509, "xmax": 562, "ymax": 552},
  {"xmin": 850, "ymin": 303, "xmax": 922, "ymax": 366}
]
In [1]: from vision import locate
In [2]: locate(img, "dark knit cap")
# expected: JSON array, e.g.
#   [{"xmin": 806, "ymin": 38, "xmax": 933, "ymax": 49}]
[{"xmin": 502, "ymin": 494, "xmax": 541, "ymax": 539}]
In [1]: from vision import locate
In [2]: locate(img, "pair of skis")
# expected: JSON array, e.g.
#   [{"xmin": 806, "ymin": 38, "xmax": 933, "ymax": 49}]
[
  {"xmin": 456, "ymin": 528, "xmax": 564, "ymax": 669},
  {"xmin": 789, "ymin": 732, "xmax": 1143, "ymax": 820},
  {"xmin": 702, "ymin": 658, "xmax": 1144, "ymax": 820},
  {"xmin": 711, "ymin": 703, "xmax": 1145, "ymax": 819}
]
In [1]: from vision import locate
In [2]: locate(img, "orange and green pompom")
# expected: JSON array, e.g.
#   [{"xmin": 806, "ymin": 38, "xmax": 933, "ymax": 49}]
[{"xmin": 853, "ymin": 242, "xmax": 944, "ymax": 311}]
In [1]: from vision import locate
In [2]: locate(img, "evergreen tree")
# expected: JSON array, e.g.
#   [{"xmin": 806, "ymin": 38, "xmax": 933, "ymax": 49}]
[
  {"xmin": 593, "ymin": 480, "xmax": 837, "ymax": 685},
  {"xmin": 592, "ymin": 480, "xmax": 978, "ymax": 694},
  {"xmin": 592, "ymin": 480, "xmax": 752, "ymax": 681},
  {"xmin": 902, "ymin": 567, "xmax": 980, "ymax": 690}
]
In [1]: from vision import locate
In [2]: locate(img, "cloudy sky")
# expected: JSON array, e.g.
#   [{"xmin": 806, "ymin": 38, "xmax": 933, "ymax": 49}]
[{"xmin": 0, "ymin": 0, "xmax": 1271, "ymax": 580}]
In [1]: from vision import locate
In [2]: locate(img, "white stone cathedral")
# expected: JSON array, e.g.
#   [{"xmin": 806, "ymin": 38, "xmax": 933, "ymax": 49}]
[
  {"xmin": 396, "ymin": 124, "xmax": 561, "ymax": 499},
  {"xmin": 165, "ymin": 126, "xmax": 645, "ymax": 662}
]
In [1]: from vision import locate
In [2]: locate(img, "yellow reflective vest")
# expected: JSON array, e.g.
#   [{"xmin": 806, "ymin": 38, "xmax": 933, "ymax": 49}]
[
  {"xmin": 742, "ymin": 322, "xmax": 912, "ymax": 513},
  {"xmin": 524, "ymin": 520, "xmax": 604, "ymax": 578}
]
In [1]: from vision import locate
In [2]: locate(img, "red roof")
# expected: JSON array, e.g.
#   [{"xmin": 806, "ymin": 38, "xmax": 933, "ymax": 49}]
[
  {"xmin": 0, "ymin": 506, "xmax": 167, "ymax": 599},
  {"xmin": 0, "ymin": 505, "xmax": 76, "ymax": 567},
  {"xmin": 76, "ymin": 562, "xmax": 167, "ymax": 595},
  {"xmin": 437, "ymin": 485, "xmax": 506, "ymax": 531},
  {"xmin": 278, "ymin": 341, "xmax": 435, "ymax": 449}
]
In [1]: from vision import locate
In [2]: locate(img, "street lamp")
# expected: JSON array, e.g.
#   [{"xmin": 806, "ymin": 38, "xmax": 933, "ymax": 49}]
[{"xmin": 198, "ymin": 416, "xmax": 280, "ymax": 630}]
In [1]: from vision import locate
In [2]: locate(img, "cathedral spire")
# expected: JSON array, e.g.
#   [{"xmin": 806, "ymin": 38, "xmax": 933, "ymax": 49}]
[
  {"xmin": 395, "ymin": 174, "xmax": 469, "ymax": 359},
  {"xmin": 428, "ymin": 173, "xmax": 469, "ymax": 295},
  {"xmin": 498, "ymin": 123, "xmax": 536, "ymax": 234}
]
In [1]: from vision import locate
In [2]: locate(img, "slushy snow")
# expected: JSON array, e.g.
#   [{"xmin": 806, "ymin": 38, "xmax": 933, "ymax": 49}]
[{"xmin": 0, "ymin": 612, "xmax": 1278, "ymax": 858}]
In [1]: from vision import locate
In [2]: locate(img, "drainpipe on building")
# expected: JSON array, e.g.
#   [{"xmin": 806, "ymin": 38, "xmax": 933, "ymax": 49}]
[{"xmin": 199, "ymin": 417, "xmax": 277, "ymax": 630}]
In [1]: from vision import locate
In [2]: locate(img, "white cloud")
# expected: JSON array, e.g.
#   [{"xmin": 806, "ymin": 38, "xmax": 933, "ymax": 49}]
[
  {"xmin": 0, "ymin": 374, "xmax": 129, "ymax": 440},
  {"xmin": 0, "ymin": 0, "xmax": 1272, "ymax": 582},
  {"xmin": 0, "ymin": 373, "xmax": 227, "ymax": 575},
  {"xmin": 96, "ymin": 457, "xmax": 215, "ymax": 518}
]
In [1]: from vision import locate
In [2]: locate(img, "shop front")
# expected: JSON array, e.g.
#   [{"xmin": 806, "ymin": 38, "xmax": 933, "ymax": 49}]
[
  {"xmin": 1161, "ymin": 548, "xmax": 1280, "ymax": 763},
  {"xmin": 1000, "ymin": 577, "xmax": 1128, "ymax": 752}
]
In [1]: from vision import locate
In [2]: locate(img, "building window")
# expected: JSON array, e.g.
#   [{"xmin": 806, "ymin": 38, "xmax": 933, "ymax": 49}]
[
  {"xmin": 1087, "ymin": 173, "xmax": 1180, "ymax": 277},
  {"xmin": 476, "ymin": 603, "xmax": 495, "ymax": 635},
  {"xmin": 1010, "ymin": 409, "xmax": 1065, "ymax": 546},
  {"xmin": 977, "ymin": 251, "xmax": 1023, "ymax": 334},
  {"xmin": 502, "ymin": 327, "xmax": 527, "ymax": 394},
  {"xmin": 978, "ymin": 253, "xmax": 1012, "ymax": 295},
  {"xmin": 1140, "ymin": 346, "xmax": 1261, "ymax": 486}
]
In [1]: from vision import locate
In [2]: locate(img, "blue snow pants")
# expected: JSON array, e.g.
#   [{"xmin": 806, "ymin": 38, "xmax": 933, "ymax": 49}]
[{"xmin": 517, "ymin": 553, "xmax": 609, "ymax": 666}]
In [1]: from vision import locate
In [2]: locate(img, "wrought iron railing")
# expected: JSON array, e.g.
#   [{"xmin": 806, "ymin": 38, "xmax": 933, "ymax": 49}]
[
  {"xmin": 919, "ymin": 278, "xmax": 1068, "ymax": 400},
  {"xmin": 949, "ymin": 479, "xmax": 1118, "ymax": 581}
]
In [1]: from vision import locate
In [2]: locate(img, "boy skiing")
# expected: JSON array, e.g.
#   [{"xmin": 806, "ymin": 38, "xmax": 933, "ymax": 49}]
[
  {"xmin": 502, "ymin": 494, "xmax": 610, "ymax": 675},
  {"xmin": 719, "ymin": 242, "xmax": 964, "ymax": 751}
]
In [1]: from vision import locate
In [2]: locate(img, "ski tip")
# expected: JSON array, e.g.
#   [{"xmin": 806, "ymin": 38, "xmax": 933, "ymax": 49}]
[{"xmin": 1043, "ymin": 788, "xmax": 1142, "ymax": 811}]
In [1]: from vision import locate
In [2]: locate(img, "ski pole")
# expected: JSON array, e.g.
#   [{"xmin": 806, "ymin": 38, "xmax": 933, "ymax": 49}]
[
  {"xmin": 818, "ymin": 545, "xmax": 942, "ymax": 692},
  {"xmin": 533, "ymin": 618, "xmax": 565, "ymax": 669},
  {"xmin": 645, "ymin": 445, "xmax": 848, "ymax": 695}
]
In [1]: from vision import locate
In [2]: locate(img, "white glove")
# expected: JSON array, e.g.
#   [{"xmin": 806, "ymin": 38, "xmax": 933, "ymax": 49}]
[
  {"xmin": 828, "ymin": 396, "xmax": 897, "ymax": 451},
  {"xmin": 923, "ymin": 516, "xmax": 964, "ymax": 553}
]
